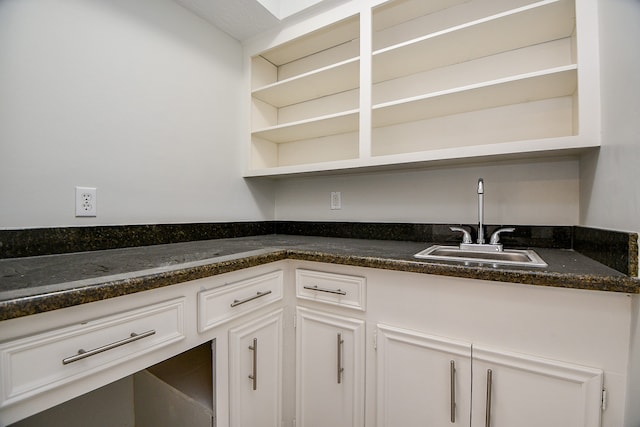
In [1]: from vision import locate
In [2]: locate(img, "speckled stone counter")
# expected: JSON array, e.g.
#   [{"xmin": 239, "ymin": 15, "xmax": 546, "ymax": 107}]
[{"xmin": 1, "ymin": 235, "xmax": 638, "ymax": 321}]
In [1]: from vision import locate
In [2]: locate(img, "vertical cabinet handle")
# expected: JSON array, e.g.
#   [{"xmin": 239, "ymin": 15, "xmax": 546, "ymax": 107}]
[
  {"xmin": 485, "ymin": 369, "xmax": 493, "ymax": 427},
  {"xmin": 248, "ymin": 338, "xmax": 257, "ymax": 390},
  {"xmin": 337, "ymin": 332, "xmax": 344, "ymax": 384},
  {"xmin": 450, "ymin": 360, "xmax": 456, "ymax": 423}
]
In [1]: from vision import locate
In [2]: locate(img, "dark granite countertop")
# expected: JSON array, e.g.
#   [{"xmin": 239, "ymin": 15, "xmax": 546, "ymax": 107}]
[{"xmin": 1, "ymin": 234, "xmax": 638, "ymax": 321}]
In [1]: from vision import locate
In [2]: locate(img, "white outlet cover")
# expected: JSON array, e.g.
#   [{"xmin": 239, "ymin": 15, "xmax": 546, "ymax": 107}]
[{"xmin": 75, "ymin": 186, "xmax": 97, "ymax": 217}]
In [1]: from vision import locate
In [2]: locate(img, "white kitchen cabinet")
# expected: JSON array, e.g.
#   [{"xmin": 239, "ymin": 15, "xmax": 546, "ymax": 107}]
[
  {"xmin": 228, "ymin": 309, "xmax": 284, "ymax": 427},
  {"xmin": 376, "ymin": 324, "xmax": 603, "ymax": 427},
  {"xmin": 198, "ymin": 269, "xmax": 288, "ymax": 427},
  {"xmin": 198, "ymin": 270, "xmax": 283, "ymax": 332},
  {"xmin": 0, "ymin": 263, "xmax": 288, "ymax": 426},
  {"xmin": 0, "ymin": 298, "xmax": 186, "ymax": 411},
  {"xmin": 295, "ymin": 307, "xmax": 365, "ymax": 427},
  {"xmin": 244, "ymin": 0, "xmax": 600, "ymax": 176},
  {"xmin": 471, "ymin": 345, "xmax": 603, "ymax": 427},
  {"xmin": 3, "ymin": 261, "xmax": 634, "ymax": 427},
  {"xmin": 296, "ymin": 268, "xmax": 367, "ymax": 311},
  {"xmin": 376, "ymin": 324, "xmax": 472, "ymax": 426}
]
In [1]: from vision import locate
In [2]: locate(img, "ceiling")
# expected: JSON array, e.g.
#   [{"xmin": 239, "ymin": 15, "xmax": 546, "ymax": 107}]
[{"xmin": 173, "ymin": 0, "xmax": 330, "ymax": 41}]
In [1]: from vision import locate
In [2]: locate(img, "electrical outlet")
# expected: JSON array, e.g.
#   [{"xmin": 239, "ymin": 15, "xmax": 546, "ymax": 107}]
[
  {"xmin": 330, "ymin": 191, "xmax": 341, "ymax": 210},
  {"xmin": 75, "ymin": 187, "xmax": 97, "ymax": 217}
]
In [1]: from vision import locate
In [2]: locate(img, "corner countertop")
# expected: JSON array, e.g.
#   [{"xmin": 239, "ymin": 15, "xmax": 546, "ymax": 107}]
[{"xmin": 1, "ymin": 235, "xmax": 638, "ymax": 321}]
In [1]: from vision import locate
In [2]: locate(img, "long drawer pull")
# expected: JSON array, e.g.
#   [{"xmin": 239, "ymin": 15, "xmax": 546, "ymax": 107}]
[
  {"xmin": 304, "ymin": 285, "xmax": 347, "ymax": 296},
  {"xmin": 62, "ymin": 329, "xmax": 156, "ymax": 365},
  {"xmin": 230, "ymin": 290, "xmax": 272, "ymax": 307}
]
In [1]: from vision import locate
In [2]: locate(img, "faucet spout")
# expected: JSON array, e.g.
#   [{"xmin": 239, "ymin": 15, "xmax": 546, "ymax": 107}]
[{"xmin": 477, "ymin": 178, "xmax": 485, "ymax": 244}]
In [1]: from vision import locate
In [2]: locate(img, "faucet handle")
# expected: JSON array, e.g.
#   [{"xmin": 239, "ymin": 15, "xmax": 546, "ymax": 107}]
[
  {"xmin": 450, "ymin": 226, "xmax": 473, "ymax": 244},
  {"xmin": 489, "ymin": 227, "xmax": 515, "ymax": 245}
]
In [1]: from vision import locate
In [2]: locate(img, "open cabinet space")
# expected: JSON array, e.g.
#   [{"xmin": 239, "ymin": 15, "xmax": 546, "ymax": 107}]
[
  {"xmin": 249, "ymin": 14, "xmax": 361, "ymax": 170},
  {"xmin": 9, "ymin": 343, "xmax": 215, "ymax": 427}
]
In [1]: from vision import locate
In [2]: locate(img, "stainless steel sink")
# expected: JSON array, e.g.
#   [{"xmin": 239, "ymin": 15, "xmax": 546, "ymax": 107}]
[{"xmin": 414, "ymin": 245, "xmax": 547, "ymax": 268}]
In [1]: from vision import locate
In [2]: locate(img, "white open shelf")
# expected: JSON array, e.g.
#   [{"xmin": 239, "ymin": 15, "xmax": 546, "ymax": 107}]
[
  {"xmin": 252, "ymin": 109, "xmax": 360, "ymax": 143},
  {"xmin": 372, "ymin": 0, "xmax": 576, "ymax": 84},
  {"xmin": 244, "ymin": 0, "xmax": 598, "ymax": 176},
  {"xmin": 252, "ymin": 57, "xmax": 360, "ymax": 108},
  {"xmin": 372, "ymin": 66, "xmax": 577, "ymax": 128}
]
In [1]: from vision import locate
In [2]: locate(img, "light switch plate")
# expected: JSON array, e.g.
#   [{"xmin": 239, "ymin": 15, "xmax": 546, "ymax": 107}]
[{"xmin": 330, "ymin": 192, "xmax": 341, "ymax": 210}]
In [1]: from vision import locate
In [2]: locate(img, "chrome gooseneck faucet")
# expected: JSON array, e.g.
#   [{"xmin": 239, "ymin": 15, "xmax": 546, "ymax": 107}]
[
  {"xmin": 450, "ymin": 178, "xmax": 516, "ymax": 252},
  {"xmin": 477, "ymin": 178, "xmax": 485, "ymax": 244}
]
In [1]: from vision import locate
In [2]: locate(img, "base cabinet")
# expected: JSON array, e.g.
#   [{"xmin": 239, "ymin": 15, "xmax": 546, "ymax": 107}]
[
  {"xmin": 295, "ymin": 307, "xmax": 365, "ymax": 427},
  {"xmin": 471, "ymin": 345, "xmax": 603, "ymax": 427},
  {"xmin": 376, "ymin": 324, "xmax": 472, "ymax": 426},
  {"xmin": 228, "ymin": 309, "xmax": 284, "ymax": 427},
  {"xmin": 376, "ymin": 324, "xmax": 603, "ymax": 427},
  {"xmin": 5, "ymin": 262, "xmax": 631, "ymax": 427}
]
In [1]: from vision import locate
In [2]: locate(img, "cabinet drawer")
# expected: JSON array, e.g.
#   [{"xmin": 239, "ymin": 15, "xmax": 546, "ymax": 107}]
[
  {"xmin": 198, "ymin": 270, "xmax": 283, "ymax": 332},
  {"xmin": 0, "ymin": 298, "xmax": 185, "ymax": 408},
  {"xmin": 296, "ymin": 269, "xmax": 366, "ymax": 311}
]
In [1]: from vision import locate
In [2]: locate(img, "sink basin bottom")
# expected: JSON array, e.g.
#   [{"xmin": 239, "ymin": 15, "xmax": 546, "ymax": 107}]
[{"xmin": 414, "ymin": 245, "xmax": 547, "ymax": 268}]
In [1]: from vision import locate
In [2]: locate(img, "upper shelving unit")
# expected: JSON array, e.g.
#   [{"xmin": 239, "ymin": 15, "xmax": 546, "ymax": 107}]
[
  {"xmin": 245, "ymin": 0, "xmax": 599, "ymax": 177},
  {"xmin": 249, "ymin": 14, "xmax": 361, "ymax": 170}
]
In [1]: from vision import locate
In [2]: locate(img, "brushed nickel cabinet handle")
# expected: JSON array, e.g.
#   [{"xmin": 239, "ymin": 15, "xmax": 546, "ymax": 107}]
[
  {"xmin": 304, "ymin": 285, "xmax": 347, "ymax": 296},
  {"xmin": 230, "ymin": 290, "xmax": 272, "ymax": 307},
  {"xmin": 337, "ymin": 332, "xmax": 344, "ymax": 384},
  {"xmin": 62, "ymin": 330, "xmax": 156, "ymax": 365},
  {"xmin": 248, "ymin": 338, "xmax": 257, "ymax": 390},
  {"xmin": 485, "ymin": 369, "xmax": 493, "ymax": 427},
  {"xmin": 450, "ymin": 360, "xmax": 456, "ymax": 423}
]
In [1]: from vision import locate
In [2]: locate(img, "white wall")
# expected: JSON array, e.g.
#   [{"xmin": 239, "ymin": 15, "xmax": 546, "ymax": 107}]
[
  {"xmin": 579, "ymin": 0, "xmax": 640, "ymax": 236},
  {"xmin": 583, "ymin": 2, "xmax": 640, "ymax": 425},
  {"xmin": 275, "ymin": 158, "xmax": 580, "ymax": 225},
  {"xmin": 0, "ymin": 0, "xmax": 634, "ymax": 232},
  {"xmin": 0, "ymin": 0, "xmax": 275, "ymax": 229}
]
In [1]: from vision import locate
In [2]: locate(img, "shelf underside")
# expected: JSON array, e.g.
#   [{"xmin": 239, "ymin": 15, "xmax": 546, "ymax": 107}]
[
  {"xmin": 259, "ymin": 15, "xmax": 360, "ymax": 66},
  {"xmin": 372, "ymin": 0, "xmax": 470, "ymax": 34}
]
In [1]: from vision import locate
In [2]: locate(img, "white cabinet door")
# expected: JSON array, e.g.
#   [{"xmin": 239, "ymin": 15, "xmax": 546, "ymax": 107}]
[
  {"xmin": 296, "ymin": 307, "xmax": 365, "ymax": 427},
  {"xmin": 228, "ymin": 309, "xmax": 283, "ymax": 427},
  {"xmin": 471, "ymin": 346, "xmax": 603, "ymax": 427},
  {"xmin": 376, "ymin": 324, "xmax": 472, "ymax": 427}
]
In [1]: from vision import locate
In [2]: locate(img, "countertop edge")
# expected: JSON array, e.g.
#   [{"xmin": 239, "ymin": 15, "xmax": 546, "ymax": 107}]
[
  {"xmin": 285, "ymin": 252, "xmax": 639, "ymax": 293},
  {"xmin": 1, "ymin": 247, "xmax": 638, "ymax": 322}
]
